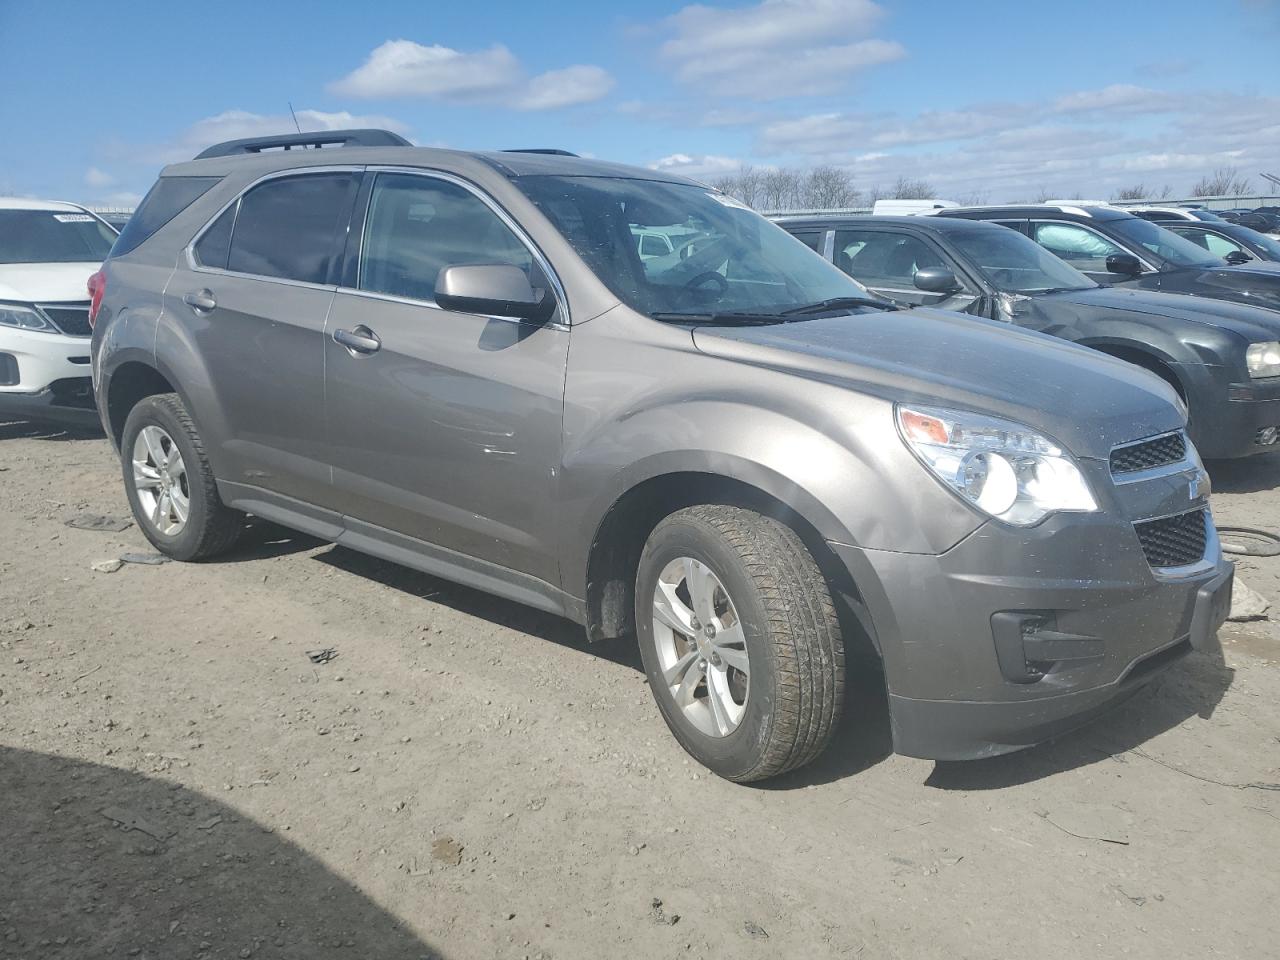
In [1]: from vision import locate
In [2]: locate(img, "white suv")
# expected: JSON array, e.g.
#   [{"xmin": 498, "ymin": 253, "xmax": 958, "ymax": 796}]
[{"xmin": 0, "ymin": 197, "xmax": 117, "ymax": 427}]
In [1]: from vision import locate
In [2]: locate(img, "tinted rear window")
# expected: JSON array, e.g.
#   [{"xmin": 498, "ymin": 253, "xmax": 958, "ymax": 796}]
[
  {"xmin": 0, "ymin": 210, "xmax": 117, "ymax": 264},
  {"xmin": 226, "ymin": 173, "xmax": 355, "ymax": 284},
  {"xmin": 112, "ymin": 176, "xmax": 221, "ymax": 257}
]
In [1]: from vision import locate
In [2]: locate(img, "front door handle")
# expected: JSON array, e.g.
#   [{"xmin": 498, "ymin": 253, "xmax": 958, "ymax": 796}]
[
  {"xmin": 183, "ymin": 290, "xmax": 217, "ymax": 312},
  {"xmin": 333, "ymin": 325, "xmax": 381, "ymax": 355}
]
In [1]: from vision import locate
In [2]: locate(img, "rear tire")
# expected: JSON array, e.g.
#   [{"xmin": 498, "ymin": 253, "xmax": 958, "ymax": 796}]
[
  {"xmin": 635, "ymin": 504, "xmax": 845, "ymax": 782},
  {"xmin": 120, "ymin": 393, "xmax": 243, "ymax": 561}
]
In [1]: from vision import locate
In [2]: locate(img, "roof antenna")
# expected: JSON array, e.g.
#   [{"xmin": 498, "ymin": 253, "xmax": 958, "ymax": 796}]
[{"xmin": 288, "ymin": 101, "xmax": 302, "ymax": 134}]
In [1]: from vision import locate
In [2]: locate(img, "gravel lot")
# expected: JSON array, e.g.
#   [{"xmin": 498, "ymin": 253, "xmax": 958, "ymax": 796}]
[{"xmin": 2, "ymin": 419, "xmax": 1278, "ymax": 960}]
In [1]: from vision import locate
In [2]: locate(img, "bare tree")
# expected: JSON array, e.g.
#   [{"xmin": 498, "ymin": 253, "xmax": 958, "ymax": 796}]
[
  {"xmin": 953, "ymin": 189, "xmax": 989, "ymax": 207},
  {"xmin": 799, "ymin": 166, "xmax": 858, "ymax": 209},
  {"xmin": 1033, "ymin": 186, "xmax": 1053, "ymax": 203},
  {"xmin": 1192, "ymin": 166, "xmax": 1252, "ymax": 197},
  {"xmin": 864, "ymin": 184, "xmax": 887, "ymax": 205},
  {"xmin": 1111, "ymin": 184, "xmax": 1151, "ymax": 201},
  {"xmin": 761, "ymin": 168, "xmax": 803, "ymax": 211},
  {"xmin": 892, "ymin": 176, "xmax": 936, "ymax": 200}
]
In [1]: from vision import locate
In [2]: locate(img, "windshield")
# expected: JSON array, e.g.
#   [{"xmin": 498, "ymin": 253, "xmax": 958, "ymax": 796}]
[
  {"xmin": 1236, "ymin": 228, "xmax": 1280, "ymax": 259},
  {"xmin": 0, "ymin": 209, "xmax": 116, "ymax": 264},
  {"xmin": 948, "ymin": 227, "xmax": 1095, "ymax": 292},
  {"xmin": 1107, "ymin": 216, "xmax": 1223, "ymax": 269},
  {"xmin": 516, "ymin": 176, "xmax": 873, "ymax": 318}
]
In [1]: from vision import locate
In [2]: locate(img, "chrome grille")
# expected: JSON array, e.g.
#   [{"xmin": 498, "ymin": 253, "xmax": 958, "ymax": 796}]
[
  {"xmin": 1134, "ymin": 509, "xmax": 1207, "ymax": 568},
  {"xmin": 1110, "ymin": 432, "xmax": 1186, "ymax": 475}
]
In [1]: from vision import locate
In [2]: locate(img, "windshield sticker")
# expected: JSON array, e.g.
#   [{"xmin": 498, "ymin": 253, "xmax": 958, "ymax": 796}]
[
  {"xmin": 706, "ymin": 192, "xmax": 752, "ymax": 211},
  {"xmin": 53, "ymin": 213, "xmax": 94, "ymax": 223}
]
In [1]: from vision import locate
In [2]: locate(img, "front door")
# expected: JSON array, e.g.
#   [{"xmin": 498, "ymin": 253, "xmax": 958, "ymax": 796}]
[
  {"xmin": 166, "ymin": 169, "xmax": 358, "ymax": 510},
  {"xmin": 324, "ymin": 170, "xmax": 569, "ymax": 585},
  {"xmin": 832, "ymin": 227, "xmax": 979, "ymax": 311}
]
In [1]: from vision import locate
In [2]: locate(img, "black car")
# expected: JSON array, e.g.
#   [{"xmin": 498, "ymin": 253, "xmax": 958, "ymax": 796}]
[
  {"xmin": 1162, "ymin": 220, "xmax": 1280, "ymax": 266},
  {"xmin": 935, "ymin": 204, "xmax": 1280, "ymax": 312},
  {"xmin": 776, "ymin": 214, "xmax": 1280, "ymax": 458}
]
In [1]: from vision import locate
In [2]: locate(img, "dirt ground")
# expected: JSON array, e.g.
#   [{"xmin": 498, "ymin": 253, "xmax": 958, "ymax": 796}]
[{"xmin": 1, "ymin": 418, "xmax": 1278, "ymax": 960}]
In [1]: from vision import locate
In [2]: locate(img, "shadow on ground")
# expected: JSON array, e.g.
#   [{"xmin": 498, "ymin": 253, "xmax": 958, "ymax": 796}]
[
  {"xmin": 924, "ymin": 647, "xmax": 1234, "ymax": 790},
  {"xmin": 1207, "ymin": 453, "xmax": 1280, "ymax": 494},
  {"xmin": 0, "ymin": 418, "xmax": 103, "ymax": 442},
  {"xmin": 314, "ymin": 544, "xmax": 644, "ymax": 671},
  {"xmin": 0, "ymin": 746, "xmax": 444, "ymax": 959}
]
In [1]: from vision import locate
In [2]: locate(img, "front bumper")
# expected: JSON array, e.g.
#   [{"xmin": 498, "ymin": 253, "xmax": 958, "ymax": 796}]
[
  {"xmin": 0, "ymin": 325, "xmax": 97, "ymax": 426},
  {"xmin": 831, "ymin": 512, "xmax": 1233, "ymax": 761},
  {"xmin": 1175, "ymin": 362, "xmax": 1280, "ymax": 458}
]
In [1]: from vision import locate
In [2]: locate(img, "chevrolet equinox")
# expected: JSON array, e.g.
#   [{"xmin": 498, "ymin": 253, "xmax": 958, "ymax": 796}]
[{"xmin": 89, "ymin": 130, "xmax": 1233, "ymax": 781}]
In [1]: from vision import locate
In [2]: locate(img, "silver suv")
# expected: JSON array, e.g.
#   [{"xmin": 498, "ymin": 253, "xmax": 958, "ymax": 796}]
[{"xmin": 90, "ymin": 130, "xmax": 1233, "ymax": 781}]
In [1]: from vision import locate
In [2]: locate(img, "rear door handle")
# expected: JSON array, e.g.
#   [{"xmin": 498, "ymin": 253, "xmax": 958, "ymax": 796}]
[
  {"xmin": 183, "ymin": 290, "xmax": 217, "ymax": 312},
  {"xmin": 333, "ymin": 325, "xmax": 381, "ymax": 355}
]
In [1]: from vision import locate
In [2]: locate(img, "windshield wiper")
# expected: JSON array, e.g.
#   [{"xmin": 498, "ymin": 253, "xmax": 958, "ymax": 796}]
[
  {"xmin": 651, "ymin": 311, "xmax": 789, "ymax": 326},
  {"xmin": 778, "ymin": 296, "xmax": 896, "ymax": 316}
]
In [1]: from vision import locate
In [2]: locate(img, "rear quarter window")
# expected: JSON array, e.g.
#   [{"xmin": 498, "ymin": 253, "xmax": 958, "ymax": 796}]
[{"xmin": 112, "ymin": 176, "xmax": 222, "ymax": 257}]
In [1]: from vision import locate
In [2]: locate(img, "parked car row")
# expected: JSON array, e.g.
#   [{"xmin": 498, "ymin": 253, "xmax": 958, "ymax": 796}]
[
  {"xmin": 79, "ymin": 129, "xmax": 1235, "ymax": 782},
  {"xmin": 776, "ymin": 210, "xmax": 1280, "ymax": 458}
]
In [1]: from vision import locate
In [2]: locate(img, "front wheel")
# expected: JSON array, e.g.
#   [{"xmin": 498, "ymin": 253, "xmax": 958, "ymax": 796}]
[{"xmin": 636, "ymin": 505, "xmax": 845, "ymax": 782}]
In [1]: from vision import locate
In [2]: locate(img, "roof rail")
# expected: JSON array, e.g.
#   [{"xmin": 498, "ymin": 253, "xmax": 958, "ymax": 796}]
[
  {"xmin": 194, "ymin": 128, "xmax": 411, "ymax": 160},
  {"xmin": 502, "ymin": 148, "xmax": 579, "ymax": 157}
]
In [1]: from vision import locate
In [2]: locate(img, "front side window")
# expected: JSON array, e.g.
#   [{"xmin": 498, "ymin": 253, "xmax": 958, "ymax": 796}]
[
  {"xmin": 1170, "ymin": 226, "xmax": 1243, "ymax": 258},
  {"xmin": 226, "ymin": 173, "xmax": 355, "ymax": 284},
  {"xmin": 947, "ymin": 227, "xmax": 1095, "ymax": 292},
  {"xmin": 833, "ymin": 230, "xmax": 948, "ymax": 288},
  {"xmin": 1032, "ymin": 221, "xmax": 1127, "ymax": 273},
  {"xmin": 1106, "ymin": 216, "xmax": 1221, "ymax": 268},
  {"xmin": 517, "ymin": 176, "xmax": 871, "ymax": 317},
  {"xmin": 0, "ymin": 210, "xmax": 116, "ymax": 264},
  {"xmin": 358, "ymin": 173, "xmax": 536, "ymax": 303}
]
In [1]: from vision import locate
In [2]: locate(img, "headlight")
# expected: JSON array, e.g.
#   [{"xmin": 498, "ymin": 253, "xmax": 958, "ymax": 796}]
[
  {"xmin": 898, "ymin": 404, "xmax": 1098, "ymax": 526},
  {"xmin": 0, "ymin": 303, "xmax": 57, "ymax": 332},
  {"xmin": 1246, "ymin": 341, "xmax": 1280, "ymax": 378}
]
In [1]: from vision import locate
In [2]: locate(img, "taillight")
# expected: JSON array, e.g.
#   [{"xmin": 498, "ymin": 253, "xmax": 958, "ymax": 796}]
[{"xmin": 87, "ymin": 269, "xmax": 106, "ymax": 328}]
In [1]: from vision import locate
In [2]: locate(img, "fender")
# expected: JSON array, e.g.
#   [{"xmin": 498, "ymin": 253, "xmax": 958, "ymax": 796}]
[{"xmin": 560, "ymin": 395, "xmax": 981, "ymax": 600}]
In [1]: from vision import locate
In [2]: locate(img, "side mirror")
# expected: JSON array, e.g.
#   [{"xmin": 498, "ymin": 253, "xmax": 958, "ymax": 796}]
[
  {"xmin": 1105, "ymin": 252, "xmax": 1143, "ymax": 278},
  {"xmin": 1225, "ymin": 250, "xmax": 1254, "ymax": 266},
  {"xmin": 435, "ymin": 264, "xmax": 556, "ymax": 323},
  {"xmin": 913, "ymin": 266, "xmax": 960, "ymax": 294}
]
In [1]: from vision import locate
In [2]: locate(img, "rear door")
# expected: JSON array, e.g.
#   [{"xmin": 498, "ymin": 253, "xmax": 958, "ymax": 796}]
[
  {"xmin": 166, "ymin": 168, "xmax": 358, "ymax": 511},
  {"xmin": 831, "ymin": 227, "xmax": 979, "ymax": 311},
  {"xmin": 323, "ymin": 169, "xmax": 569, "ymax": 585}
]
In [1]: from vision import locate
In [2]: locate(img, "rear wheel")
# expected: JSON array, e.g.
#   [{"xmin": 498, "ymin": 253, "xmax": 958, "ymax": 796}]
[
  {"xmin": 635, "ymin": 504, "xmax": 845, "ymax": 782},
  {"xmin": 120, "ymin": 393, "xmax": 243, "ymax": 561}
]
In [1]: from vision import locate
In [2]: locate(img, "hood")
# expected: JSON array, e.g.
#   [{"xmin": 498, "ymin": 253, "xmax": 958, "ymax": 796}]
[
  {"xmin": 1039, "ymin": 286, "xmax": 1280, "ymax": 341},
  {"xmin": 1163, "ymin": 263, "xmax": 1280, "ymax": 311},
  {"xmin": 692, "ymin": 307, "xmax": 1182, "ymax": 461},
  {"xmin": 0, "ymin": 262, "xmax": 99, "ymax": 303}
]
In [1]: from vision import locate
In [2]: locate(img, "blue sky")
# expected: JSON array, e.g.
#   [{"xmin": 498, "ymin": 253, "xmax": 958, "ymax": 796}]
[{"xmin": 2, "ymin": 0, "xmax": 1279, "ymax": 206}]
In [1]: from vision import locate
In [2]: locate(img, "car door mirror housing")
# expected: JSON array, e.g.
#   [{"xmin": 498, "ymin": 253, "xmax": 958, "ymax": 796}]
[
  {"xmin": 1104, "ymin": 253, "xmax": 1143, "ymax": 278},
  {"xmin": 913, "ymin": 267, "xmax": 960, "ymax": 294},
  {"xmin": 1224, "ymin": 250, "xmax": 1253, "ymax": 266},
  {"xmin": 435, "ymin": 264, "xmax": 556, "ymax": 322}
]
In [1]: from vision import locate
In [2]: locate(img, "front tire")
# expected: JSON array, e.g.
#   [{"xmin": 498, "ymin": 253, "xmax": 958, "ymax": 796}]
[
  {"xmin": 636, "ymin": 505, "xmax": 845, "ymax": 782},
  {"xmin": 120, "ymin": 393, "xmax": 243, "ymax": 561}
]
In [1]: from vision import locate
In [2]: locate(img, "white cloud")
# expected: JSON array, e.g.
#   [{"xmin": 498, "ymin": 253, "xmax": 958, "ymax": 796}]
[
  {"xmin": 84, "ymin": 167, "xmax": 115, "ymax": 188},
  {"xmin": 745, "ymin": 86, "xmax": 1280, "ymax": 202},
  {"xmin": 649, "ymin": 153, "xmax": 743, "ymax": 179},
  {"xmin": 331, "ymin": 39, "xmax": 612, "ymax": 110},
  {"xmin": 516, "ymin": 65, "xmax": 614, "ymax": 110},
  {"xmin": 659, "ymin": 0, "xmax": 905, "ymax": 99}
]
